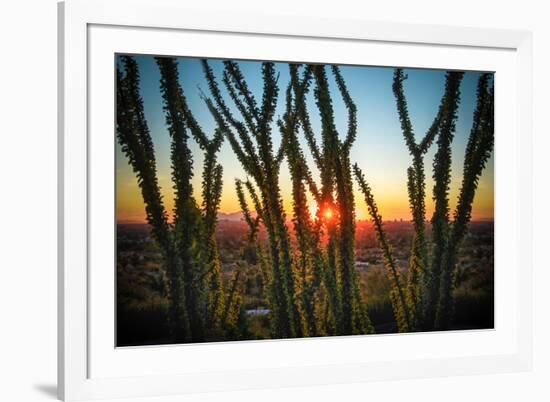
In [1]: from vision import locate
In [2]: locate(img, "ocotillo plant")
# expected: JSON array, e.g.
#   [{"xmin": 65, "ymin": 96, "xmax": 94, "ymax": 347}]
[
  {"xmin": 117, "ymin": 55, "xmax": 232, "ymax": 342},
  {"xmin": 155, "ymin": 57, "xmax": 206, "ymax": 341},
  {"xmin": 315, "ymin": 64, "xmax": 373, "ymax": 336},
  {"xmin": 117, "ymin": 56, "xmax": 191, "ymax": 342},
  {"xmin": 434, "ymin": 73, "xmax": 494, "ymax": 330},
  {"xmin": 221, "ymin": 265, "xmax": 248, "ymax": 340},
  {"xmin": 354, "ymin": 166, "xmax": 411, "ymax": 332},
  {"xmin": 354, "ymin": 69, "xmax": 494, "ymax": 332},
  {"xmin": 200, "ymin": 60, "xmax": 303, "ymax": 339},
  {"xmin": 393, "ymin": 68, "xmax": 464, "ymax": 330},
  {"xmin": 279, "ymin": 63, "xmax": 374, "ymax": 336},
  {"xmin": 277, "ymin": 64, "xmax": 324, "ymax": 337},
  {"xmin": 156, "ymin": 57, "xmax": 224, "ymax": 332}
]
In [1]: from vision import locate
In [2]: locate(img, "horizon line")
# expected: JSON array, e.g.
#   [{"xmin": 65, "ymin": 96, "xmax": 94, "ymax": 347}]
[{"xmin": 116, "ymin": 217, "xmax": 495, "ymax": 225}]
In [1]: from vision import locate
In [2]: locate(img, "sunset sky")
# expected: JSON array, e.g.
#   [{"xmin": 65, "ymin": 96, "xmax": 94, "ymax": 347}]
[{"xmin": 116, "ymin": 55, "xmax": 494, "ymax": 224}]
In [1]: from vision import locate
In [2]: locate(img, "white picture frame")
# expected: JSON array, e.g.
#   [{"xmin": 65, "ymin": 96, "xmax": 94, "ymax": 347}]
[{"xmin": 58, "ymin": 0, "xmax": 533, "ymax": 400}]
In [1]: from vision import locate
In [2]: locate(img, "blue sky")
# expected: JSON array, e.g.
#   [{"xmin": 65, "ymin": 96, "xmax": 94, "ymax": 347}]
[{"xmin": 116, "ymin": 54, "xmax": 494, "ymax": 222}]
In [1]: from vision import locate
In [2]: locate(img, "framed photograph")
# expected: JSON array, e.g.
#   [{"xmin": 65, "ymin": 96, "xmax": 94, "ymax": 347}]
[{"xmin": 58, "ymin": 0, "xmax": 533, "ymax": 400}]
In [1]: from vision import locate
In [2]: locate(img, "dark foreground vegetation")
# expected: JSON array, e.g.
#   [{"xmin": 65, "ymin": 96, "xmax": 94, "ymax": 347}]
[{"xmin": 117, "ymin": 220, "xmax": 493, "ymax": 346}]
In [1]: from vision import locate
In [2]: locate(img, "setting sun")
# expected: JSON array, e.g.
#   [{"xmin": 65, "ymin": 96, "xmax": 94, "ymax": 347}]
[{"xmin": 323, "ymin": 207, "xmax": 334, "ymax": 220}]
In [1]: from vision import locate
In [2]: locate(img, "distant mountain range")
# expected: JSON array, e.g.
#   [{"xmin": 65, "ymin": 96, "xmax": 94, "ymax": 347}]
[{"xmin": 217, "ymin": 211, "xmax": 245, "ymax": 221}]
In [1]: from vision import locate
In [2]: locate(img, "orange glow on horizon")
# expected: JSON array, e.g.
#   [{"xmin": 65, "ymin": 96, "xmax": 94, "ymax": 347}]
[{"xmin": 116, "ymin": 176, "xmax": 494, "ymax": 224}]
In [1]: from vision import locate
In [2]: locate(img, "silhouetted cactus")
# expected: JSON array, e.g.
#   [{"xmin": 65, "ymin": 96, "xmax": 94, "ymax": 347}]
[
  {"xmin": 201, "ymin": 60, "xmax": 302, "ymax": 338},
  {"xmin": 117, "ymin": 56, "xmax": 233, "ymax": 342},
  {"xmin": 117, "ymin": 56, "xmax": 191, "ymax": 342},
  {"xmin": 222, "ymin": 265, "xmax": 249, "ymax": 340},
  {"xmin": 434, "ymin": 73, "xmax": 494, "ymax": 330},
  {"xmin": 278, "ymin": 65, "xmax": 323, "ymax": 336},
  {"xmin": 155, "ymin": 57, "xmax": 206, "ymax": 340},
  {"xmin": 280, "ymin": 63, "xmax": 373, "ymax": 336},
  {"xmin": 354, "ymin": 165, "xmax": 411, "ymax": 332},
  {"xmin": 393, "ymin": 69, "xmax": 465, "ymax": 329},
  {"xmin": 355, "ymin": 69, "xmax": 493, "ymax": 331}
]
